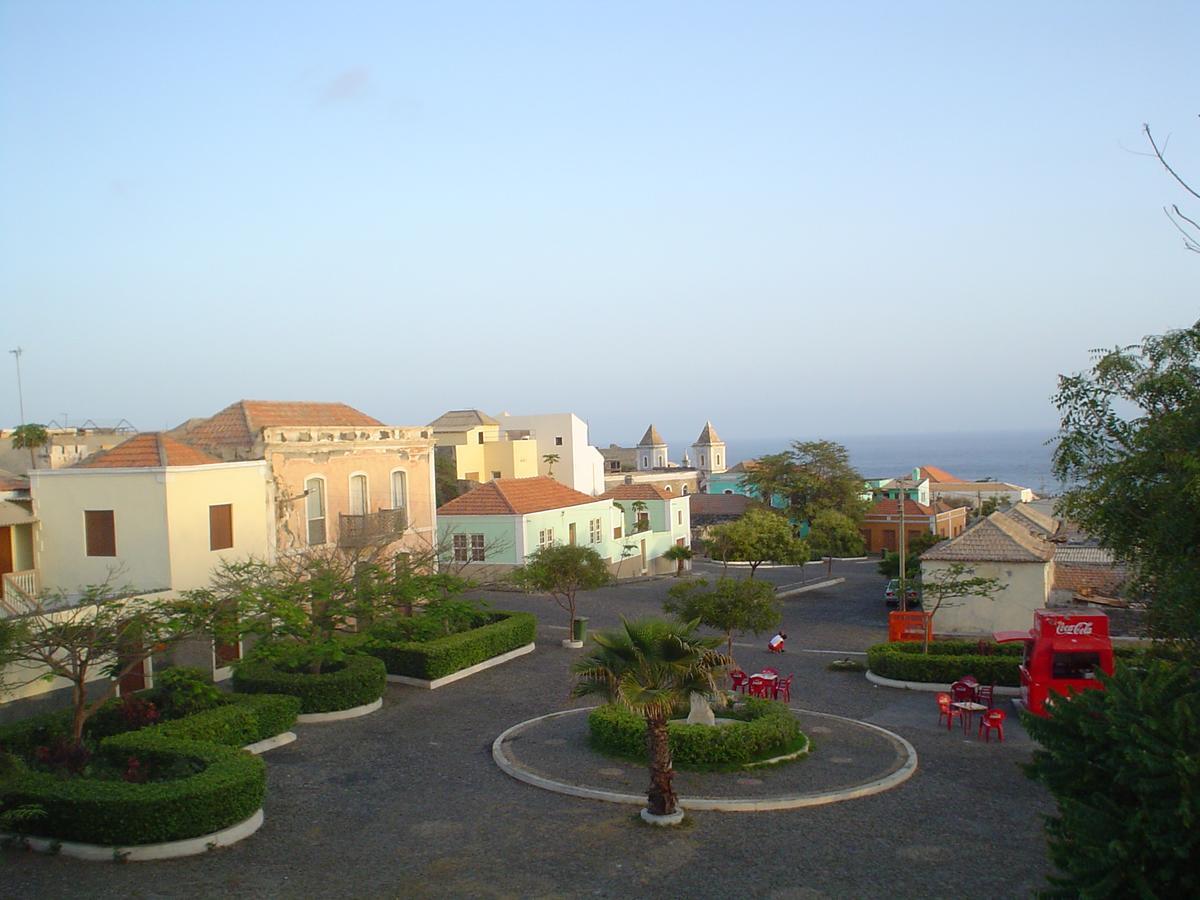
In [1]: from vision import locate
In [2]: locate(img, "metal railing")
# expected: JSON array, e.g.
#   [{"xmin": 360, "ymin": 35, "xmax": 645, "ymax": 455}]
[{"xmin": 338, "ymin": 508, "xmax": 408, "ymax": 549}]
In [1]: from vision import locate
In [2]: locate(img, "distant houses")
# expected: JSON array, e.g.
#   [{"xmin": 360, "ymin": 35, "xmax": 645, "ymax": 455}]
[{"xmin": 860, "ymin": 498, "xmax": 968, "ymax": 553}]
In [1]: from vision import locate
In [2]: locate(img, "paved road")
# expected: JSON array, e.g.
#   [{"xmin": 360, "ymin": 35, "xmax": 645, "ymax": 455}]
[{"xmin": 3, "ymin": 560, "xmax": 1056, "ymax": 898}]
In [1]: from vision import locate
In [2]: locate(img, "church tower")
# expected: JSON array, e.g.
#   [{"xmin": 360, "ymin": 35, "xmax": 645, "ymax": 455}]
[
  {"xmin": 637, "ymin": 425, "xmax": 668, "ymax": 470},
  {"xmin": 691, "ymin": 421, "xmax": 726, "ymax": 475}
]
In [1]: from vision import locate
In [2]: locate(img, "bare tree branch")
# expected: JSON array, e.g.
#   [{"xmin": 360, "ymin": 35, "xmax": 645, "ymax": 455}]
[{"xmin": 1144, "ymin": 124, "xmax": 1200, "ymax": 200}]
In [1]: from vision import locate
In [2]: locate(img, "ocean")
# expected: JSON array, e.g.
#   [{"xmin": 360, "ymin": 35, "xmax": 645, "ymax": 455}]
[{"xmin": 669, "ymin": 430, "xmax": 1061, "ymax": 495}]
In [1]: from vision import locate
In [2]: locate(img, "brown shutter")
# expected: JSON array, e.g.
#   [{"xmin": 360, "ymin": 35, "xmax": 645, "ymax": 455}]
[
  {"xmin": 85, "ymin": 510, "xmax": 116, "ymax": 557},
  {"xmin": 209, "ymin": 504, "xmax": 234, "ymax": 550}
]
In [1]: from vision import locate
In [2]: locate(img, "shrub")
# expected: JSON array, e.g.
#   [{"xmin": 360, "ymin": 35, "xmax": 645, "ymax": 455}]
[
  {"xmin": 0, "ymin": 730, "xmax": 265, "ymax": 845},
  {"xmin": 154, "ymin": 667, "xmax": 225, "ymax": 718},
  {"xmin": 867, "ymin": 642, "xmax": 1022, "ymax": 686},
  {"xmin": 358, "ymin": 611, "xmax": 536, "ymax": 681},
  {"xmin": 588, "ymin": 697, "xmax": 805, "ymax": 770},
  {"xmin": 228, "ymin": 694, "xmax": 301, "ymax": 741},
  {"xmin": 232, "ymin": 653, "xmax": 385, "ymax": 713}
]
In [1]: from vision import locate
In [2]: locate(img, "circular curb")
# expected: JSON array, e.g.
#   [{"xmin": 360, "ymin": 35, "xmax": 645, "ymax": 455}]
[
  {"xmin": 640, "ymin": 808, "xmax": 686, "ymax": 826},
  {"xmin": 561, "ymin": 640, "xmax": 584, "ymax": 649},
  {"xmin": 865, "ymin": 670, "xmax": 1022, "ymax": 696},
  {"xmin": 2, "ymin": 809, "xmax": 264, "ymax": 862},
  {"xmin": 493, "ymin": 707, "xmax": 918, "ymax": 812},
  {"xmin": 243, "ymin": 731, "xmax": 297, "ymax": 754},
  {"xmin": 296, "ymin": 697, "xmax": 382, "ymax": 724}
]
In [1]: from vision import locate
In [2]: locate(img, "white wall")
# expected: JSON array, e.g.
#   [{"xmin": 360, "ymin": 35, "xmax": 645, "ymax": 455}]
[
  {"xmin": 923, "ymin": 558, "xmax": 1053, "ymax": 634},
  {"xmin": 495, "ymin": 412, "xmax": 606, "ymax": 496}
]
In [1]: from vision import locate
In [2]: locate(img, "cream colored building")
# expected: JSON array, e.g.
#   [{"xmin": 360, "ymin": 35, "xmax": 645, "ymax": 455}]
[{"xmin": 429, "ymin": 409, "xmax": 538, "ymax": 483}]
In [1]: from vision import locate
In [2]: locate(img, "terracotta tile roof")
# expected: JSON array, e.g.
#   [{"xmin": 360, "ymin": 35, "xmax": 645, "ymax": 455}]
[
  {"xmin": 693, "ymin": 421, "xmax": 723, "ymax": 445},
  {"xmin": 1002, "ymin": 503, "xmax": 1058, "ymax": 538},
  {"xmin": 918, "ymin": 465, "xmax": 961, "ymax": 483},
  {"xmin": 73, "ymin": 433, "xmax": 223, "ymax": 469},
  {"xmin": 638, "ymin": 425, "xmax": 666, "ymax": 447},
  {"xmin": 865, "ymin": 498, "xmax": 936, "ymax": 518},
  {"xmin": 600, "ymin": 483, "xmax": 675, "ymax": 502},
  {"xmin": 437, "ymin": 476, "xmax": 600, "ymax": 516},
  {"xmin": 724, "ymin": 461, "xmax": 758, "ymax": 474},
  {"xmin": 174, "ymin": 400, "xmax": 382, "ymax": 452},
  {"xmin": 922, "ymin": 511, "xmax": 1055, "ymax": 563},
  {"xmin": 428, "ymin": 409, "xmax": 498, "ymax": 431},
  {"xmin": 931, "ymin": 481, "xmax": 1028, "ymax": 492},
  {"xmin": 0, "ymin": 468, "xmax": 29, "ymax": 491},
  {"xmin": 689, "ymin": 493, "xmax": 754, "ymax": 517}
]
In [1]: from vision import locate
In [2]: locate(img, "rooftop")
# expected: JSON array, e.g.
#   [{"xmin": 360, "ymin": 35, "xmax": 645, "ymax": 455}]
[
  {"xmin": 693, "ymin": 421, "xmax": 723, "ymax": 445},
  {"xmin": 428, "ymin": 409, "xmax": 499, "ymax": 431},
  {"xmin": 917, "ymin": 465, "xmax": 962, "ymax": 483},
  {"xmin": 638, "ymin": 424, "xmax": 666, "ymax": 447},
  {"xmin": 173, "ymin": 400, "xmax": 382, "ymax": 452},
  {"xmin": 600, "ymin": 483, "xmax": 676, "ymax": 502},
  {"xmin": 437, "ymin": 476, "xmax": 601, "ymax": 516},
  {"xmin": 1002, "ymin": 503, "xmax": 1058, "ymax": 538},
  {"xmin": 865, "ymin": 497, "xmax": 936, "ymax": 518},
  {"xmin": 922, "ymin": 511, "xmax": 1055, "ymax": 563},
  {"xmin": 73, "ymin": 432, "xmax": 223, "ymax": 469}
]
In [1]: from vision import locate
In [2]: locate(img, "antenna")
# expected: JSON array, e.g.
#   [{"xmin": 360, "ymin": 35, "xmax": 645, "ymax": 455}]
[{"xmin": 9, "ymin": 347, "xmax": 25, "ymax": 426}]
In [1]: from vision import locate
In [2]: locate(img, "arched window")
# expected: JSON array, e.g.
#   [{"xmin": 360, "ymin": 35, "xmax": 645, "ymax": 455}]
[
  {"xmin": 349, "ymin": 474, "xmax": 369, "ymax": 516},
  {"xmin": 391, "ymin": 470, "xmax": 408, "ymax": 509},
  {"xmin": 642, "ymin": 456, "xmax": 648, "ymax": 467},
  {"xmin": 305, "ymin": 477, "xmax": 326, "ymax": 545},
  {"xmin": 682, "ymin": 485, "xmax": 689, "ymax": 495},
  {"xmin": 716, "ymin": 454, "xmax": 722, "ymax": 466},
  {"xmin": 724, "ymin": 489, "xmax": 733, "ymax": 495},
  {"xmin": 700, "ymin": 454, "xmax": 706, "ymax": 467},
  {"xmin": 664, "ymin": 485, "xmax": 672, "ymax": 492}
]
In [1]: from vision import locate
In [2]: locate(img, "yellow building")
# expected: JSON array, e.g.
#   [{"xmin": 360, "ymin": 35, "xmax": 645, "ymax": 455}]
[{"xmin": 429, "ymin": 409, "xmax": 538, "ymax": 483}]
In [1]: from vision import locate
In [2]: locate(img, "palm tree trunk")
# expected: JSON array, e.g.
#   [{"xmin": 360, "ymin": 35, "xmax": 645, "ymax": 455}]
[{"xmin": 644, "ymin": 714, "xmax": 677, "ymax": 816}]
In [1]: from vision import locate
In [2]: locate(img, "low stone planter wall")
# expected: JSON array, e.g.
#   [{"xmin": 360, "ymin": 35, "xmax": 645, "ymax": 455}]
[{"xmin": 386, "ymin": 643, "xmax": 535, "ymax": 690}]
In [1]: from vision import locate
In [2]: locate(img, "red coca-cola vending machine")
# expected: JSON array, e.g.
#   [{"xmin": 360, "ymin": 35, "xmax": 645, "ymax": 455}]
[{"xmin": 994, "ymin": 610, "xmax": 1114, "ymax": 717}]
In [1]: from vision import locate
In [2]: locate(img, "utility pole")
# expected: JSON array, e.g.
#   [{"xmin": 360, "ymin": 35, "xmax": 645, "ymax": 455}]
[
  {"xmin": 898, "ymin": 491, "xmax": 907, "ymax": 612},
  {"xmin": 9, "ymin": 347, "xmax": 25, "ymax": 426}
]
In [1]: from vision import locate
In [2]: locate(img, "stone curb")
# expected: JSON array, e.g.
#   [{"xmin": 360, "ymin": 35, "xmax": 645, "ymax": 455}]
[
  {"xmin": 296, "ymin": 697, "xmax": 382, "ymax": 724},
  {"xmin": 243, "ymin": 731, "xmax": 297, "ymax": 754},
  {"xmin": 2, "ymin": 809, "xmax": 264, "ymax": 862},
  {"xmin": 492, "ymin": 707, "xmax": 918, "ymax": 812},
  {"xmin": 386, "ymin": 643, "xmax": 536, "ymax": 690},
  {"xmin": 776, "ymin": 578, "xmax": 845, "ymax": 599},
  {"xmin": 865, "ymin": 670, "xmax": 1022, "ymax": 696}
]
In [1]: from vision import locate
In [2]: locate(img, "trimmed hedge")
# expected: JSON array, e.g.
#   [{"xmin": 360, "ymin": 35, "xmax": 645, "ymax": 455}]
[
  {"xmin": 0, "ymin": 730, "xmax": 265, "ymax": 846},
  {"xmin": 149, "ymin": 695, "xmax": 300, "ymax": 746},
  {"xmin": 229, "ymin": 694, "xmax": 301, "ymax": 741},
  {"xmin": 358, "ymin": 610, "xmax": 536, "ymax": 681},
  {"xmin": 232, "ymin": 653, "xmax": 385, "ymax": 714},
  {"xmin": 588, "ymin": 697, "xmax": 806, "ymax": 770}
]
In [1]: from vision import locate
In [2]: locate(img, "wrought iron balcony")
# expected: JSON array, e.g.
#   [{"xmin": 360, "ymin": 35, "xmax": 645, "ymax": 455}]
[{"xmin": 338, "ymin": 508, "xmax": 408, "ymax": 549}]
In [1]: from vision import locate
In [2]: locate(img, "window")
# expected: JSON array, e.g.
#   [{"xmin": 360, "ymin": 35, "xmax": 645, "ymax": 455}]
[
  {"xmin": 716, "ymin": 454, "xmax": 721, "ymax": 466},
  {"xmin": 538, "ymin": 528, "xmax": 554, "ymax": 549},
  {"xmin": 682, "ymin": 485, "xmax": 689, "ymax": 495},
  {"xmin": 613, "ymin": 525, "xmax": 623, "ymax": 539},
  {"xmin": 478, "ymin": 432, "xmax": 485, "ymax": 444},
  {"xmin": 724, "ymin": 490, "xmax": 733, "ymax": 495},
  {"xmin": 305, "ymin": 478, "xmax": 326, "ymax": 545},
  {"xmin": 492, "ymin": 471, "xmax": 502, "ymax": 479},
  {"xmin": 471, "ymin": 533, "xmax": 486, "ymax": 561},
  {"xmin": 209, "ymin": 504, "xmax": 233, "ymax": 550},
  {"xmin": 349, "ymin": 474, "xmax": 369, "ymax": 516},
  {"xmin": 664, "ymin": 485, "xmax": 671, "ymax": 492},
  {"xmin": 84, "ymin": 510, "xmax": 116, "ymax": 557},
  {"xmin": 677, "ymin": 510, "xmax": 683, "ymax": 525},
  {"xmin": 453, "ymin": 533, "xmax": 469, "ymax": 561},
  {"xmin": 637, "ymin": 511, "xmax": 650, "ymax": 530},
  {"xmin": 555, "ymin": 436, "xmax": 563, "ymax": 446},
  {"xmin": 656, "ymin": 455, "xmax": 664, "ymax": 466},
  {"xmin": 700, "ymin": 454, "xmax": 706, "ymax": 467},
  {"xmin": 391, "ymin": 470, "xmax": 407, "ymax": 509},
  {"xmin": 589, "ymin": 518, "xmax": 601, "ymax": 543},
  {"xmin": 642, "ymin": 456, "xmax": 648, "ymax": 467}
]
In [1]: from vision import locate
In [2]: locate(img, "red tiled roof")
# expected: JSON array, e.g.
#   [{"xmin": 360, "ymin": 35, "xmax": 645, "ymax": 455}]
[
  {"xmin": 865, "ymin": 498, "xmax": 936, "ymax": 518},
  {"xmin": 73, "ymin": 433, "xmax": 222, "ymax": 469},
  {"xmin": 174, "ymin": 400, "xmax": 382, "ymax": 451},
  {"xmin": 918, "ymin": 465, "xmax": 961, "ymax": 483},
  {"xmin": 0, "ymin": 468, "xmax": 29, "ymax": 491},
  {"xmin": 689, "ymin": 493, "xmax": 754, "ymax": 517},
  {"xmin": 600, "ymin": 483, "xmax": 675, "ymax": 502},
  {"xmin": 437, "ymin": 476, "xmax": 600, "ymax": 516}
]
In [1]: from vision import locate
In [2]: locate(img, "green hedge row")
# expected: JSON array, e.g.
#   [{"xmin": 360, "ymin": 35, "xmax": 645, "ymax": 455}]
[
  {"xmin": 867, "ymin": 643, "xmax": 1022, "ymax": 686},
  {"xmin": 149, "ymin": 695, "xmax": 300, "ymax": 746},
  {"xmin": 232, "ymin": 654, "xmax": 385, "ymax": 714},
  {"xmin": 0, "ymin": 730, "xmax": 265, "ymax": 846},
  {"xmin": 588, "ymin": 697, "xmax": 806, "ymax": 770},
  {"xmin": 357, "ymin": 611, "xmax": 536, "ymax": 680}
]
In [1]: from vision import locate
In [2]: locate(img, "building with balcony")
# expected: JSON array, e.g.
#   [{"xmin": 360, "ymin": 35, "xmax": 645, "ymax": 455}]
[
  {"xmin": 860, "ymin": 497, "xmax": 968, "ymax": 553},
  {"xmin": 0, "ymin": 469, "xmax": 36, "ymax": 613},
  {"xmin": 428, "ymin": 409, "xmax": 538, "ymax": 484},
  {"xmin": 599, "ymin": 483, "xmax": 692, "ymax": 576}
]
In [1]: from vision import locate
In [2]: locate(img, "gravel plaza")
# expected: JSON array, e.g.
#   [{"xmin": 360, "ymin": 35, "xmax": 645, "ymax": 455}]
[{"xmin": 3, "ymin": 559, "xmax": 1056, "ymax": 898}]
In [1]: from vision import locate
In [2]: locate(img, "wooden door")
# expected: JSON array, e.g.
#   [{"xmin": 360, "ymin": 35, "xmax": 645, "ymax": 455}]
[
  {"xmin": 568, "ymin": 523, "xmax": 577, "ymax": 546},
  {"xmin": 0, "ymin": 526, "xmax": 12, "ymax": 598}
]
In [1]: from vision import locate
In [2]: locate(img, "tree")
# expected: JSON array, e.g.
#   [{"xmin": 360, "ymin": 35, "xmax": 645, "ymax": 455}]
[
  {"xmin": 978, "ymin": 495, "xmax": 1007, "ymax": 517},
  {"xmin": 10, "ymin": 422, "xmax": 49, "ymax": 470},
  {"xmin": 1023, "ymin": 659, "xmax": 1200, "ymax": 897},
  {"xmin": 542, "ymin": 453, "xmax": 560, "ymax": 476},
  {"xmin": 876, "ymin": 531, "xmax": 945, "ymax": 579},
  {"xmin": 708, "ymin": 509, "xmax": 807, "ymax": 578},
  {"xmin": 631, "ymin": 500, "xmax": 649, "ymax": 532},
  {"xmin": 661, "ymin": 544, "xmax": 693, "ymax": 577},
  {"xmin": 806, "ymin": 508, "xmax": 865, "ymax": 560},
  {"xmin": 663, "ymin": 576, "xmax": 780, "ymax": 662},
  {"xmin": 510, "ymin": 543, "xmax": 611, "ymax": 641},
  {"xmin": 1052, "ymin": 320, "xmax": 1200, "ymax": 651},
  {"xmin": 739, "ymin": 441, "xmax": 866, "ymax": 525},
  {"xmin": 915, "ymin": 563, "xmax": 1003, "ymax": 653},
  {"xmin": 435, "ymin": 454, "xmax": 461, "ymax": 507},
  {"xmin": 736, "ymin": 451, "xmax": 793, "ymax": 508},
  {"xmin": 2, "ymin": 578, "xmax": 217, "ymax": 745},
  {"xmin": 1144, "ymin": 122, "xmax": 1200, "ymax": 253},
  {"xmin": 571, "ymin": 618, "xmax": 731, "ymax": 819}
]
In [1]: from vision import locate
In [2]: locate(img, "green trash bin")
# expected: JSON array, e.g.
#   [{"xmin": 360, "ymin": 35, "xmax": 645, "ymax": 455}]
[{"xmin": 573, "ymin": 617, "xmax": 589, "ymax": 643}]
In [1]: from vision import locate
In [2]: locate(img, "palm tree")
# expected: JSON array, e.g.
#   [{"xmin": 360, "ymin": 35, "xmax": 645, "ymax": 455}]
[
  {"xmin": 542, "ymin": 453, "xmax": 560, "ymax": 476},
  {"xmin": 662, "ymin": 544, "xmax": 693, "ymax": 577},
  {"xmin": 572, "ymin": 618, "xmax": 731, "ymax": 820},
  {"xmin": 10, "ymin": 423, "xmax": 49, "ymax": 470}
]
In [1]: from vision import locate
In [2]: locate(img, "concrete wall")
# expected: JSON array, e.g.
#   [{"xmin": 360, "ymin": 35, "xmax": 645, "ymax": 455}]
[
  {"xmin": 922, "ymin": 558, "xmax": 1053, "ymax": 634},
  {"xmin": 453, "ymin": 438, "xmax": 538, "ymax": 482},
  {"xmin": 437, "ymin": 514, "xmax": 524, "ymax": 566},
  {"xmin": 495, "ymin": 413, "xmax": 606, "ymax": 496}
]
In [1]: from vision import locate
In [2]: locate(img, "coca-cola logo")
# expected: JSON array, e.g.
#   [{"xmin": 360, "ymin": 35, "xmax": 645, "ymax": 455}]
[{"xmin": 1055, "ymin": 621, "xmax": 1094, "ymax": 636}]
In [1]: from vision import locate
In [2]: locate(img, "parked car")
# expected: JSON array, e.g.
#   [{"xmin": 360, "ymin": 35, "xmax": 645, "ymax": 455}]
[{"xmin": 884, "ymin": 578, "xmax": 920, "ymax": 608}]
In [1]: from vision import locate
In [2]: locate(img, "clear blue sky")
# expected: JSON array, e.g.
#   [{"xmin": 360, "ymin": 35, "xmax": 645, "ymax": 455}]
[{"xmin": 2, "ymin": 1, "xmax": 1196, "ymax": 445}]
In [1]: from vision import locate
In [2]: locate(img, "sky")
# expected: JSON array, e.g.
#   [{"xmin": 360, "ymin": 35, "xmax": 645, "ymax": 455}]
[{"xmin": 1, "ymin": 2, "xmax": 1197, "ymax": 448}]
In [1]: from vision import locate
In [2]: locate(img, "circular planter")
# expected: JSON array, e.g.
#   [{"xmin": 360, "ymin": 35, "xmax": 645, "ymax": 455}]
[
  {"xmin": 640, "ymin": 807, "xmax": 686, "ymax": 826},
  {"xmin": 561, "ymin": 639, "xmax": 584, "ymax": 649},
  {"xmin": 296, "ymin": 698, "xmax": 382, "ymax": 723},
  {"xmin": 232, "ymin": 654, "xmax": 386, "ymax": 715}
]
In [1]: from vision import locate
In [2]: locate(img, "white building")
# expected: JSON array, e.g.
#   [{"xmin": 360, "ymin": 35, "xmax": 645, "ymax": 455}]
[{"xmin": 494, "ymin": 412, "xmax": 606, "ymax": 496}]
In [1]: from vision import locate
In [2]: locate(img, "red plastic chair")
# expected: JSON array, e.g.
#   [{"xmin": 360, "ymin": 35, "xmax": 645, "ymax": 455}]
[
  {"xmin": 773, "ymin": 675, "xmax": 793, "ymax": 702},
  {"xmin": 762, "ymin": 667, "xmax": 779, "ymax": 676},
  {"xmin": 937, "ymin": 693, "xmax": 965, "ymax": 731},
  {"xmin": 950, "ymin": 681, "xmax": 974, "ymax": 704},
  {"xmin": 748, "ymin": 675, "xmax": 771, "ymax": 698},
  {"xmin": 978, "ymin": 708, "xmax": 1006, "ymax": 742},
  {"xmin": 730, "ymin": 669, "xmax": 748, "ymax": 693},
  {"xmin": 976, "ymin": 685, "xmax": 995, "ymax": 709}
]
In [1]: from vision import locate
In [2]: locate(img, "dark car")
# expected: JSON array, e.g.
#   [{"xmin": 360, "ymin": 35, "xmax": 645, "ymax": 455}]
[{"xmin": 884, "ymin": 579, "xmax": 920, "ymax": 608}]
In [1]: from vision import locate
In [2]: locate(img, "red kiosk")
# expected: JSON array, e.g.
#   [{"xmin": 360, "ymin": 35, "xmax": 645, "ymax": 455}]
[{"xmin": 994, "ymin": 610, "xmax": 1114, "ymax": 717}]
